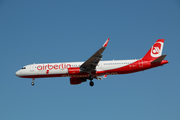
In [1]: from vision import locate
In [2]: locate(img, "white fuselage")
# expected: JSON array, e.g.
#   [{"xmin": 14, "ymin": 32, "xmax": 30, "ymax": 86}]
[{"xmin": 15, "ymin": 59, "xmax": 138, "ymax": 78}]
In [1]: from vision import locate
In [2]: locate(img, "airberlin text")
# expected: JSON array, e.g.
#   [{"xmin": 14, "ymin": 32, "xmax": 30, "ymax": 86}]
[{"xmin": 37, "ymin": 63, "xmax": 71, "ymax": 70}]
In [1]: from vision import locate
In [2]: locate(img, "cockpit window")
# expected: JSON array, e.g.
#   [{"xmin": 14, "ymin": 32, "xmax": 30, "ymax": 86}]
[{"xmin": 21, "ymin": 67, "xmax": 26, "ymax": 69}]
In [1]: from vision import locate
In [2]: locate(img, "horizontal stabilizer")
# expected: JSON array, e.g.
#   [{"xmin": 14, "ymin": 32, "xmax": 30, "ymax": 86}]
[{"xmin": 151, "ymin": 55, "xmax": 167, "ymax": 63}]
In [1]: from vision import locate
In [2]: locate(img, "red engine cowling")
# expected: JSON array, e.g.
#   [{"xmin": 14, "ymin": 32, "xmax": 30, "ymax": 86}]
[
  {"xmin": 70, "ymin": 77, "xmax": 86, "ymax": 85},
  {"xmin": 70, "ymin": 77, "xmax": 81, "ymax": 85},
  {"xmin": 68, "ymin": 67, "xmax": 81, "ymax": 75}
]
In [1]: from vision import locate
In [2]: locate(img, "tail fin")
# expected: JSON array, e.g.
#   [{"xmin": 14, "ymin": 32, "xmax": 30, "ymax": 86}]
[{"xmin": 142, "ymin": 39, "xmax": 164, "ymax": 61}]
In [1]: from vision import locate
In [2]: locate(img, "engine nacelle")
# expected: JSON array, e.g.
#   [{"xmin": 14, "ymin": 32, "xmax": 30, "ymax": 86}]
[
  {"xmin": 70, "ymin": 77, "xmax": 87, "ymax": 85},
  {"xmin": 68, "ymin": 67, "xmax": 81, "ymax": 75}
]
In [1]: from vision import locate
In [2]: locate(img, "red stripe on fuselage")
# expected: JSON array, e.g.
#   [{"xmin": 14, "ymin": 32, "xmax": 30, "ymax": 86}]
[
  {"xmin": 97, "ymin": 59, "xmax": 168, "ymax": 74},
  {"xmin": 19, "ymin": 60, "xmax": 168, "ymax": 79}
]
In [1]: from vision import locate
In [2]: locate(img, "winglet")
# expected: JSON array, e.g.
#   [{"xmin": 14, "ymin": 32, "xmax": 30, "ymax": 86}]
[
  {"xmin": 103, "ymin": 38, "xmax": 110, "ymax": 47},
  {"xmin": 103, "ymin": 74, "xmax": 107, "ymax": 78}
]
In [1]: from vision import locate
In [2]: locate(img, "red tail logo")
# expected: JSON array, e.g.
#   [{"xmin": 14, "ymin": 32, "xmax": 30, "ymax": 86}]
[
  {"xmin": 153, "ymin": 47, "xmax": 160, "ymax": 54},
  {"xmin": 142, "ymin": 39, "xmax": 164, "ymax": 60},
  {"xmin": 152, "ymin": 43, "xmax": 161, "ymax": 54},
  {"xmin": 151, "ymin": 41, "xmax": 163, "ymax": 57}
]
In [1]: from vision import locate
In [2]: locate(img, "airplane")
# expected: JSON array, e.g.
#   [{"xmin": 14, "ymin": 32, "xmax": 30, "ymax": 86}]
[{"xmin": 15, "ymin": 38, "xmax": 168, "ymax": 86}]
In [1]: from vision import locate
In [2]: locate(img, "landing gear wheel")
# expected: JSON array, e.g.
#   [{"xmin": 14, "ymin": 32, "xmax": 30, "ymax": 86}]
[
  {"xmin": 89, "ymin": 81, "xmax": 94, "ymax": 87},
  {"xmin": 31, "ymin": 82, "xmax": 35, "ymax": 86}
]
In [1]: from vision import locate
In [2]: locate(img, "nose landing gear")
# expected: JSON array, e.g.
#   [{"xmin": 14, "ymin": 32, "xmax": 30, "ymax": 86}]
[{"xmin": 31, "ymin": 78, "xmax": 35, "ymax": 86}]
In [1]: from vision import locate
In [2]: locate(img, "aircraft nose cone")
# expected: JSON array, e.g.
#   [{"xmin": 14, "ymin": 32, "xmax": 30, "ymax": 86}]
[{"xmin": 15, "ymin": 71, "xmax": 21, "ymax": 77}]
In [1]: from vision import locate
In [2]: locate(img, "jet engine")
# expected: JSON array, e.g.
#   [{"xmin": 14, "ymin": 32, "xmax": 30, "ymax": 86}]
[{"xmin": 70, "ymin": 77, "xmax": 87, "ymax": 85}]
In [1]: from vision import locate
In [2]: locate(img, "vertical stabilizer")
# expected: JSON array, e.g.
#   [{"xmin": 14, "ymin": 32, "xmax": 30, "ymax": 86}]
[{"xmin": 142, "ymin": 39, "xmax": 164, "ymax": 61}]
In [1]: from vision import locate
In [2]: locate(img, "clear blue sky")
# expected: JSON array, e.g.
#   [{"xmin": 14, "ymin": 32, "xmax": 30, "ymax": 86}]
[{"xmin": 0, "ymin": 0, "xmax": 180, "ymax": 120}]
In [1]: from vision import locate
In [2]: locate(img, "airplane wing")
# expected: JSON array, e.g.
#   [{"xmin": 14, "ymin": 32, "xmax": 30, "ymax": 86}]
[{"xmin": 80, "ymin": 38, "xmax": 110, "ymax": 73}]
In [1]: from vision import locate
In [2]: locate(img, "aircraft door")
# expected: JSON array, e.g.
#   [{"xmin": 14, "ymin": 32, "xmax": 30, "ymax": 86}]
[{"xmin": 30, "ymin": 64, "xmax": 34, "ymax": 72}]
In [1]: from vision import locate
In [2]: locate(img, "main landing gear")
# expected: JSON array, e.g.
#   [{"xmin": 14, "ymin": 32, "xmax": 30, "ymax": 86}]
[
  {"xmin": 89, "ymin": 75, "xmax": 94, "ymax": 87},
  {"xmin": 89, "ymin": 80, "xmax": 94, "ymax": 86},
  {"xmin": 31, "ymin": 78, "xmax": 35, "ymax": 86}
]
